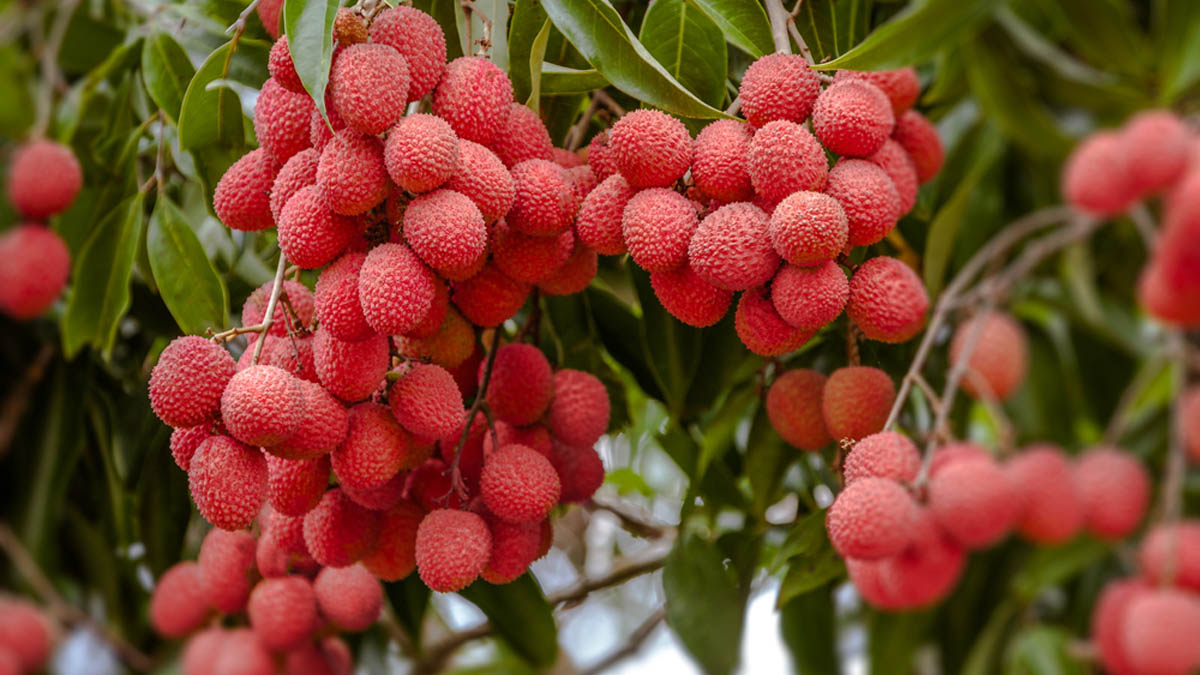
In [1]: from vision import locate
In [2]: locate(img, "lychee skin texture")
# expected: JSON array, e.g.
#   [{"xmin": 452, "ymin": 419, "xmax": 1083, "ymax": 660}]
[
  {"xmin": 150, "ymin": 562, "xmax": 211, "ymax": 638},
  {"xmin": 482, "ymin": 516, "xmax": 542, "ymax": 584},
  {"xmin": 689, "ymin": 203, "xmax": 780, "ymax": 291},
  {"xmin": 928, "ymin": 457, "xmax": 1019, "ymax": 550},
  {"xmin": 892, "ymin": 110, "xmax": 945, "ymax": 184},
  {"xmin": 243, "ymin": 335, "xmax": 319, "ymax": 386},
  {"xmin": 247, "ymin": 576, "xmax": 319, "ymax": 651},
  {"xmin": 197, "ymin": 528, "xmax": 257, "ymax": 614},
  {"xmin": 538, "ymin": 243, "xmax": 598, "ymax": 296},
  {"xmin": 188, "ymin": 435, "xmax": 268, "ymax": 530},
  {"xmin": 313, "ymin": 566, "xmax": 383, "ymax": 631},
  {"xmin": 576, "ymin": 173, "xmax": 635, "ymax": 255},
  {"xmin": 432, "ymin": 57, "xmax": 515, "ymax": 146},
  {"xmin": 241, "ymin": 279, "xmax": 315, "ymax": 339},
  {"xmin": 312, "ymin": 330, "xmax": 389, "ymax": 403},
  {"xmin": 405, "ymin": 275, "xmax": 450, "ymax": 339},
  {"xmin": 587, "ymin": 131, "xmax": 618, "ymax": 181},
  {"xmin": 304, "ymin": 488, "xmax": 380, "ymax": 568},
  {"xmin": 825, "ymin": 477, "xmax": 917, "ymax": 560},
  {"xmin": 180, "ymin": 627, "xmax": 226, "ymax": 675},
  {"xmin": 1091, "ymin": 578, "xmax": 1149, "ymax": 675},
  {"xmin": 149, "ymin": 336, "xmax": 236, "ymax": 428},
  {"xmin": 546, "ymin": 369, "xmax": 610, "ymax": 447},
  {"xmin": 221, "ymin": 365, "xmax": 305, "ymax": 447},
  {"xmin": 316, "ymin": 129, "xmax": 391, "ymax": 216},
  {"xmin": 451, "ymin": 263, "xmax": 530, "ymax": 327},
  {"xmin": 825, "ymin": 159, "xmax": 902, "ymax": 248},
  {"xmin": 1123, "ymin": 589, "xmax": 1200, "ymax": 675},
  {"xmin": 550, "ymin": 442, "xmax": 605, "ymax": 504},
  {"xmin": 278, "ymin": 184, "xmax": 359, "ymax": 269},
  {"xmin": 1121, "ymin": 110, "xmax": 1190, "ymax": 196},
  {"xmin": 369, "ymin": 6, "xmax": 447, "ymax": 102},
  {"xmin": 390, "ymin": 363, "xmax": 464, "ymax": 442},
  {"xmin": 385, "ymin": 114, "xmax": 459, "ymax": 193},
  {"xmin": 268, "ymin": 37, "xmax": 303, "ymax": 93},
  {"xmin": 949, "ymin": 311, "xmax": 1029, "ymax": 401},
  {"xmin": 257, "ymin": 0, "xmax": 283, "ymax": 37},
  {"xmin": 170, "ymin": 425, "xmax": 211, "ymax": 472},
  {"xmin": 0, "ymin": 224, "xmax": 71, "ymax": 320},
  {"xmin": 847, "ymin": 256, "xmax": 929, "ymax": 343},
  {"xmin": 866, "ymin": 139, "xmax": 919, "ymax": 215},
  {"xmin": 415, "ymin": 509, "xmax": 492, "ymax": 592},
  {"xmin": 483, "ymin": 344, "xmax": 555, "ymax": 426},
  {"xmin": 7, "ymin": 139, "xmax": 82, "ymax": 219},
  {"xmin": 821, "ymin": 366, "xmax": 895, "ymax": 443},
  {"xmin": 769, "ymin": 191, "xmax": 848, "ymax": 267},
  {"xmin": 748, "ymin": 121, "xmax": 829, "ymax": 203},
  {"xmin": 622, "ymin": 188, "xmax": 698, "ymax": 273},
  {"xmin": 929, "ymin": 442, "xmax": 991, "ymax": 477},
  {"xmin": 507, "ymin": 159, "xmax": 579, "ymax": 237},
  {"xmin": 608, "ymin": 109, "xmax": 693, "ymax": 189},
  {"xmin": 266, "ymin": 454, "xmax": 330, "ymax": 516},
  {"xmin": 329, "ymin": 43, "xmax": 409, "ymax": 136},
  {"xmin": 850, "ymin": 509, "xmax": 965, "ymax": 611},
  {"xmin": 310, "ymin": 91, "xmax": 346, "ymax": 152},
  {"xmin": 362, "ymin": 500, "xmax": 423, "ymax": 581},
  {"xmin": 254, "ymin": 78, "xmax": 313, "ymax": 164},
  {"xmin": 812, "ymin": 80, "xmax": 895, "ymax": 158},
  {"xmin": 0, "ymin": 600, "xmax": 50, "ymax": 672},
  {"xmin": 771, "ymin": 261, "xmax": 849, "ymax": 330},
  {"xmin": 1074, "ymin": 447, "xmax": 1149, "ymax": 539},
  {"xmin": 314, "ymin": 252, "xmax": 374, "ymax": 342},
  {"xmin": 443, "ymin": 140, "xmax": 515, "ymax": 224},
  {"xmin": 1062, "ymin": 131, "xmax": 1137, "ymax": 217},
  {"xmin": 833, "ymin": 68, "xmax": 921, "ymax": 116},
  {"xmin": 358, "ymin": 242, "xmax": 437, "ymax": 336},
  {"xmin": 650, "ymin": 265, "xmax": 733, "ymax": 328},
  {"xmin": 738, "ymin": 53, "xmax": 821, "ymax": 127},
  {"xmin": 482, "ymin": 444, "xmax": 562, "ymax": 524},
  {"xmin": 1138, "ymin": 523, "xmax": 1200, "ymax": 592},
  {"xmin": 482, "ymin": 421, "xmax": 553, "ymax": 458},
  {"xmin": 843, "ymin": 432, "xmax": 920, "ymax": 484},
  {"xmin": 333, "ymin": 403, "xmax": 425, "ymax": 491},
  {"xmin": 212, "ymin": 629, "xmax": 275, "ymax": 675},
  {"xmin": 490, "ymin": 102, "xmax": 555, "ymax": 168},
  {"xmin": 734, "ymin": 286, "xmax": 815, "ymax": 357},
  {"xmin": 341, "ymin": 469, "xmax": 406, "ymax": 512},
  {"xmin": 270, "ymin": 147, "xmax": 320, "ymax": 222},
  {"xmin": 692, "ymin": 120, "xmax": 754, "ymax": 202},
  {"xmin": 397, "ymin": 307, "xmax": 476, "ymax": 369},
  {"xmin": 1006, "ymin": 445, "xmax": 1084, "ymax": 544},
  {"xmin": 765, "ymin": 369, "xmax": 830, "ymax": 451},
  {"xmin": 403, "ymin": 189, "xmax": 487, "ymax": 274},
  {"xmin": 491, "ymin": 221, "xmax": 575, "ymax": 284},
  {"xmin": 214, "ymin": 147, "xmax": 278, "ymax": 232}
]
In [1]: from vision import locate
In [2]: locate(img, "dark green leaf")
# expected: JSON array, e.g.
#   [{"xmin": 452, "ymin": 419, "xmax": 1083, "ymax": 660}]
[
  {"xmin": 414, "ymin": 0, "xmax": 466, "ymax": 60},
  {"xmin": 664, "ymin": 533, "xmax": 744, "ymax": 675},
  {"xmin": 814, "ymin": 0, "xmax": 1002, "ymax": 70},
  {"xmin": 993, "ymin": 8, "xmax": 1118, "ymax": 89},
  {"xmin": 1010, "ymin": 537, "xmax": 1110, "ymax": 601},
  {"xmin": 869, "ymin": 610, "xmax": 936, "ymax": 675},
  {"xmin": 631, "ymin": 267, "xmax": 702, "ymax": 416},
  {"xmin": 1004, "ymin": 625, "xmax": 1088, "ymax": 675},
  {"xmin": 639, "ymin": 0, "xmax": 728, "ymax": 107},
  {"xmin": 509, "ymin": 0, "xmax": 550, "ymax": 101},
  {"xmin": 960, "ymin": 599, "xmax": 1019, "ymax": 675},
  {"xmin": 791, "ymin": 0, "xmax": 874, "ymax": 63},
  {"xmin": 0, "ymin": 47, "xmax": 35, "ymax": 138},
  {"xmin": 284, "ymin": 0, "xmax": 341, "ymax": 120},
  {"xmin": 148, "ymin": 198, "xmax": 229, "ymax": 335},
  {"xmin": 779, "ymin": 588, "xmax": 838, "ymax": 675},
  {"xmin": 459, "ymin": 574, "xmax": 557, "ymax": 666},
  {"xmin": 177, "ymin": 42, "xmax": 245, "ymax": 151},
  {"xmin": 141, "ymin": 34, "xmax": 196, "ymax": 125},
  {"xmin": 526, "ymin": 18, "xmax": 554, "ymax": 107},
  {"xmin": 777, "ymin": 550, "xmax": 843, "ymax": 608},
  {"xmin": 57, "ymin": 5, "xmax": 124, "ymax": 75},
  {"xmin": 541, "ymin": 64, "xmax": 609, "ymax": 95},
  {"xmin": 744, "ymin": 406, "xmax": 791, "ymax": 518},
  {"xmin": 691, "ymin": 0, "xmax": 773, "ymax": 57},
  {"xmin": 540, "ymin": 0, "xmax": 729, "ymax": 118},
  {"xmin": 62, "ymin": 194, "xmax": 145, "ymax": 358},
  {"xmin": 137, "ymin": 432, "xmax": 191, "ymax": 574},
  {"xmin": 1158, "ymin": 0, "xmax": 1200, "ymax": 101},
  {"xmin": 384, "ymin": 576, "xmax": 431, "ymax": 649}
]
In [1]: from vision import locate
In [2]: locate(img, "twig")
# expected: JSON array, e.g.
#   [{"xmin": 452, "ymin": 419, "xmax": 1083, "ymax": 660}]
[
  {"xmin": 961, "ymin": 369, "xmax": 1015, "ymax": 455},
  {"xmin": 251, "ymin": 255, "xmax": 289, "ymax": 364},
  {"xmin": 1128, "ymin": 203, "xmax": 1158, "ymax": 251},
  {"xmin": 587, "ymin": 498, "xmax": 671, "ymax": 539},
  {"xmin": 725, "ymin": 96, "xmax": 741, "ymax": 116},
  {"xmin": 785, "ymin": 1, "xmax": 815, "ymax": 66},
  {"xmin": 845, "ymin": 322, "xmax": 861, "ymax": 366},
  {"xmin": 225, "ymin": 0, "xmax": 262, "ymax": 35},
  {"xmin": 764, "ymin": 0, "xmax": 792, "ymax": 54},
  {"xmin": 0, "ymin": 344, "xmax": 55, "ymax": 460},
  {"xmin": 911, "ymin": 373, "xmax": 946, "ymax": 429},
  {"xmin": 579, "ymin": 608, "xmax": 667, "ymax": 675},
  {"xmin": 443, "ymin": 330, "xmax": 501, "ymax": 501},
  {"xmin": 154, "ymin": 110, "xmax": 166, "ymax": 188},
  {"xmin": 1103, "ymin": 354, "xmax": 1166, "ymax": 446},
  {"xmin": 1158, "ymin": 331, "xmax": 1189, "ymax": 586},
  {"xmin": 593, "ymin": 90, "xmax": 626, "ymax": 118},
  {"xmin": 565, "ymin": 93, "xmax": 605, "ymax": 152},
  {"xmin": 32, "ymin": 0, "xmax": 81, "ymax": 138}
]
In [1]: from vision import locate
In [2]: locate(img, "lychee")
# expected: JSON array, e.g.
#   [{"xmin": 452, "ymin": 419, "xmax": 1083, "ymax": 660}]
[
  {"xmin": 948, "ymin": 311, "xmax": 1028, "ymax": 401},
  {"xmin": 170, "ymin": 425, "xmax": 211, "ymax": 472},
  {"xmin": 765, "ymin": 369, "xmax": 830, "ymax": 451},
  {"xmin": 197, "ymin": 528, "xmax": 257, "ymax": 614},
  {"xmin": 329, "ymin": 43, "xmax": 409, "ymax": 136},
  {"xmin": 390, "ymin": 363, "xmax": 464, "ymax": 442},
  {"xmin": 180, "ymin": 628, "xmax": 226, "ymax": 675},
  {"xmin": 1006, "ymin": 445, "xmax": 1084, "ymax": 544},
  {"xmin": 769, "ymin": 191, "xmax": 848, "ymax": 267},
  {"xmin": 211, "ymin": 629, "xmax": 274, "ymax": 675},
  {"xmin": 738, "ymin": 53, "xmax": 820, "ymax": 127},
  {"xmin": 825, "ymin": 477, "xmax": 917, "ymax": 560},
  {"xmin": 432, "ymin": 57, "xmax": 515, "ymax": 146},
  {"xmin": 481, "ymin": 444, "xmax": 561, "ymax": 523},
  {"xmin": 483, "ymin": 344, "xmax": 554, "ymax": 426},
  {"xmin": 415, "ymin": 509, "xmax": 492, "ymax": 591},
  {"xmin": 892, "ymin": 110, "xmax": 944, "ymax": 184},
  {"xmin": 545, "ymin": 369, "xmax": 610, "ymax": 447},
  {"xmin": 482, "ymin": 421, "xmax": 553, "ymax": 458},
  {"xmin": 149, "ymin": 336, "xmax": 236, "ymax": 428},
  {"xmin": 1062, "ymin": 131, "xmax": 1136, "ymax": 217},
  {"xmin": 313, "ymin": 566, "xmax": 382, "ymax": 631},
  {"xmin": 316, "ymin": 129, "xmax": 390, "ymax": 216},
  {"xmin": 692, "ymin": 119, "xmax": 753, "ymax": 202},
  {"xmin": 734, "ymin": 286, "xmax": 815, "ymax": 357},
  {"xmin": 821, "ymin": 366, "xmax": 895, "ymax": 443},
  {"xmin": 1122, "ymin": 589, "xmax": 1200, "ymax": 675},
  {"xmin": 491, "ymin": 219, "xmax": 574, "ymax": 283},
  {"xmin": 843, "ymin": 431, "xmax": 920, "ymax": 484},
  {"xmin": 874, "ymin": 509, "xmax": 965, "ymax": 611},
  {"xmin": 214, "ymin": 147, "xmax": 278, "ymax": 232},
  {"xmin": 490, "ymin": 102, "xmax": 555, "ymax": 168},
  {"xmin": 242, "ymin": 280, "xmax": 315, "ymax": 338},
  {"xmin": 314, "ymin": 253, "xmax": 373, "ymax": 341},
  {"xmin": 847, "ymin": 256, "xmax": 929, "ymax": 343},
  {"xmin": 221, "ymin": 365, "xmax": 305, "ymax": 446},
  {"xmin": 396, "ymin": 307, "xmax": 476, "ymax": 368},
  {"xmin": 451, "ymin": 262, "xmax": 530, "ymax": 327},
  {"xmin": 506, "ymin": 159, "xmax": 578, "ymax": 237},
  {"xmin": 149, "ymin": 562, "xmax": 211, "ymax": 638},
  {"xmin": 650, "ymin": 264, "xmax": 734, "ymax": 328},
  {"xmin": 538, "ymin": 244, "xmax": 598, "ymax": 296},
  {"xmin": 1138, "ymin": 523, "xmax": 1200, "ymax": 591},
  {"xmin": 443, "ymin": 140, "xmax": 515, "ymax": 224},
  {"xmin": 303, "ymin": 488, "xmax": 380, "ymax": 567},
  {"xmin": 269, "ymin": 147, "xmax": 320, "ymax": 223},
  {"xmin": 188, "ymin": 435, "xmax": 268, "ymax": 530},
  {"xmin": 586, "ymin": 131, "xmax": 618, "ymax": 181},
  {"xmin": 267, "ymin": 37, "xmax": 303, "ymax": 93},
  {"xmin": 7, "ymin": 139, "xmax": 82, "ymax": 219},
  {"xmin": 832, "ymin": 68, "xmax": 920, "ymax": 116},
  {"xmin": 1121, "ymin": 110, "xmax": 1190, "ymax": 196},
  {"xmin": 311, "ymin": 329, "xmax": 389, "ymax": 402},
  {"xmin": 812, "ymin": 79, "xmax": 894, "ymax": 157},
  {"xmin": 866, "ymin": 138, "xmax": 919, "ymax": 215},
  {"xmin": 247, "ymin": 576, "xmax": 318, "ymax": 650},
  {"xmin": 1074, "ymin": 446, "xmax": 1149, "ymax": 539},
  {"xmin": 0, "ymin": 224, "xmax": 70, "ymax": 320},
  {"xmin": 747, "ymin": 120, "xmax": 828, "ymax": 203},
  {"xmin": 368, "ymin": 6, "xmax": 447, "ymax": 102},
  {"xmin": 361, "ymin": 500, "xmax": 423, "ymax": 581},
  {"xmin": 549, "ymin": 441, "xmax": 605, "ymax": 504},
  {"xmin": 341, "ymin": 469, "xmax": 407, "ymax": 511},
  {"xmin": 689, "ymin": 202, "xmax": 780, "ymax": 291},
  {"xmin": 278, "ymin": 184, "xmax": 359, "ymax": 269},
  {"xmin": 825, "ymin": 159, "xmax": 901, "ymax": 247},
  {"xmin": 622, "ymin": 188, "xmax": 698, "ymax": 273},
  {"xmin": 771, "ymin": 261, "xmax": 849, "ymax": 329},
  {"xmin": 254, "ymin": 78, "xmax": 313, "ymax": 164},
  {"xmin": 576, "ymin": 173, "xmax": 635, "ymax": 256},
  {"xmin": 257, "ymin": 0, "xmax": 283, "ymax": 37},
  {"xmin": 266, "ymin": 454, "xmax": 330, "ymax": 516},
  {"xmin": 358, "ymin": 242, "xmax": 437, "ymax": 336},
  {"xmin": 333, "ymin": 403, "xmax": 427, "ymax": 490},
  {"xmin": 608, "ymin": 109, "xmax": 693, "ymax": 189},
  {"xmin": 481, "ymin": 514, "xmax": 542, "ymax": 585},
  {"xmin": 1091, "ymin": 578, "xmax": 1148, "ymax": 675},
  {"xmin": 384, "ymin": 114, "xmax": 458, "ymax": 194},
  {"xmin": 403, "ymin": 189, "xmax": 488, "ymax": 274},
  {"xmin": 928, "ymin": 456, "xmax": 1018, "ymax": 549},
  {"xmin": 553, "ymin": 147, "xmax": 584, "ymax": 168}
]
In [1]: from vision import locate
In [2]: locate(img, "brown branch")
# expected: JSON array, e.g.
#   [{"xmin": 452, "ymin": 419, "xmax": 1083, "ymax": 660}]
[
  {"xmin": 587, "ymin": 498, "xmax": 671, "ymax": 539},
  {"xmin": 845, "ymin": 322, "xmax": 861, "ymax": 366},
  {"xmin": 724, "ymin": 96, "xmax": 742, "ymax": 116},
  {"xmin": 764, "ymin": 0, "xmax": 792, "ymax": 54},
  {"xmin": 225, "ymin": 0, "xmax": 261, "ymax": 35},
  {"xmin": 1157, "ymin": 331, "xmax": 1189, "ymax": 586},
  {"xmin": 0, "ymin": 344, "xmax": 55, "ymax": 460},
  {"xmin": 565, "ymin": 93, "xmax": 605, "ymax": 152},
  {"xmin": 1103, "ymin": 354, "xmax": 1166, "ymax": 447},
  {"xmin": 251, "ymin": 255, "xmax": 289, "ymax": 364},
  {"xmin": 579, "ymin": 608, "xmax": 667, "ymax": 675},
  {"xmin": 443, "ymin": 330, "xmax": 501, "ymax": 502},
  {"xmin": 593, "ymin": 90, "xmax": 627, "ymax": 118},
  {"xmin": 785, "ymin": 1, "xmax": 815, "ymax": 66}
]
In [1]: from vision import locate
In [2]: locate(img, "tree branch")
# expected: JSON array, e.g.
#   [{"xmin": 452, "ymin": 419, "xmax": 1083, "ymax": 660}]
[
  {"xmin": 443, "ymin": 330, "xmax": 501, "ymax": 502},
  {"xmin": 565, "ymin": 93, "xmax": 605, "ymax": 152},
  {"xmin": 764, "ymin": 0, "xmax": 792, "ymax": 54},
  {"xmin": 0, "ymin": 344, "xmax": 55, "ymax": 460},
  {"xmin": 579, "ymin": 607, "xmax": 667, "ymax": 675},
  {"xmin": 1157, "ymin": 331, "xmax": 1189, "ymax": 585},
  {"xmin": 251, "ymin": 255, "xmax": 289, "ymax": 364}
]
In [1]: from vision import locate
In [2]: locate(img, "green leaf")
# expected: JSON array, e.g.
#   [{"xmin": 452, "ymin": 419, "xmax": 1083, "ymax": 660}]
[
  {"xmin": 664, "ymin": 533, "xmax": 744, "ymax": 675},
  {"xmin": 630, "ymin": 267, "xmax": 702, "ymax": 416},
  {"xmin": 1158, "ymin": 0, "xmax": 1200, "ymax": 101},
  {"xmin": 775, "ymin": 510, "xmax": 844, "ymax": 607},
  {"xmin": 744, "ymin": 407, "xmax": 791, "ymax": 518},
  {"xmin": 284, "ymin": 0, "xmax": 341, "ymax": 120},
  {"xmin": 869, "ymin": 610, "xmax": 936, "ymax": 675},
  {"xmin": 177, "ymin": 42, "xmax": 245, "ymax": 151},
  {"xmin": 459, "ymin": 574, "xmax": 557, "ymax": 666},
  {"xmin": 993, "ymin": 8, "xmax": 1118, "ymax": 89},
  {"xmin": 540, "ymin": 64, "xmax": 609, "ymax": 94},
  {"xmin": 540, "ymin": 0, "xmax": 729, "ymax": 119},
  {"xmin": 790, "ymin": 0, "xmax": 874, "ymax": 63},
  {"xmin": 508, "ymin": 0, "xmax": 550, "ymax": 101},
  {"xmin": 141, "ymin": 34, "xmax": 196, "ymax": 126},
  {"xmin": 814, "ymin": 0, "xmax": 1003, "ymax": 70},
  {"xmin": 779, "ymin": 589, "xmax": 838, "ymax": 675},
  {"xmin": 1004, "ymin": 625, "xmax": 1088, "ymax": 675},
  {"xmin": 691, "ymin": 0, "xmax": 773, "ymax": 57},
  {"xmin": 1010, "ymin": 537, "xmax": 1110, "ymax": 601},
  {"xmin": 384, "ymin": 576, "xmax": 431, "ymax": 649},
  {"xmin": 526, "ymin": 18, "xmax": 554, "ymax": 107},
  {"xmin": 960, "ymin": 599, "xmax": 1019, "ymax": 675},
  {"xmin": 638, "ymin": 0, "xmax": 728, "ymax": 108},
  {"xmin": 62, "ymin": 194, "xmax": 145, "ymax": 358},
  {"xmin": 148, "ymin": 198, "xmax": 230, "ymax": 335}
]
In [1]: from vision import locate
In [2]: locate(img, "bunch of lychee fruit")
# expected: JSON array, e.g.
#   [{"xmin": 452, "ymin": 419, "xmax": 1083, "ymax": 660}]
[
  {"xmin": 0, "ymin": 598, "xmax": 54, "ymax": 674},
  {"xmin": 0, "ymin": 138, "xmax": 81, "ymax": 321},
  {"xmin": 577, "ymin": 56, "xmax": 943, "ymax": 354}
]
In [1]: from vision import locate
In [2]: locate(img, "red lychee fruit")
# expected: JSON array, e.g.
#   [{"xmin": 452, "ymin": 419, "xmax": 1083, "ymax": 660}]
[
  {"xmin": 576, "ymin": 173, "xmax": 635, "ymax": 256},
  {"xmin": 254, "ymin": 78, "xmax": 313, "ymax": 164},
  {"xmin": 402, "ymin": 276, "xmax": 450, "ymax": 340},
  {"xmin": 622, "ymin": 188, "xmax": 698, "ymax": 273},
  {"xmin": 180, "ymin": 627, "xmax": 226, "ymax": 675},
  {"xmin": 341, "ymin": 469, "xmax": 406, "ymax": 512},
  {"xmin": 481, "ymin": 445, "xmax": 561, "ymax": 523},
  {"xmin": 507, "ymin": 159, "xmax": 579, "ymax": 237},
  {"xmin": 692, "ymin": 119, "xmax": 753, "ymax": 202},
  {"xmin": 490, "ymin": 102, "xmax": 555, "ymax": 168},
  {"xmin": 312, "ymin": 329, "xmax": 388, "ymax": 402},
  {"xmin": 242, "ymin": 335, "xmax": 319, "ymax": 386},
  {"xmin": 212, "ymin": 629, "xmax": 274, "ymax": 675},
  {"xmin": 825, "ymin": 477, "xmax": 917, "ymax": 560},
  {"xmin": 747, "ymin": 121, "xmax": 829, "ymax": 203},
  {"xmin": 928, "ymin": 455, "xmax": 1018, "ymax": 549},
  {"xmin": 384, "ymin": 114, "xmax": 459, "ymax": 194},
  {"xmin": 689, "ymin": 202, "xmax": 780, "ymax": 291},
  {"xmin": 333, "ymin": 402, "xmax": 427, "ymax": 491},
  {"xmin": 368, "ymin": 6, "xmax": 447, "ymax": 102},
  {"xmin": 396, "ymin": 307, "xmax": 476, "ymax": 369},
  {"xmin": 7, "ymin": 139, "xmax": 82, "ymax": 219},
  {"xmin": 929, "ymin": 442, "xmax": 991, "ymax": 476},
  {"xmin": 149, "ymin": 562, "xmax": 211, "ymax": 638},
  {"xmin": 832, "ymin": 68, "xmax": 920, "ymax": 116},
  {"xmin": 650, "ymin": 264, "xmax": 734, "ymax": 328},
  {"xmin": 1074, "ymin": 446, "xmax": 1149, "ymax": 539},
  {"xmin": 257, "ymin": 0, "xmax": 283, "ymax": 37},
  {"xmin": 481, "ymin": 513, "xmax": 542, "ymax": 584},
  {"xmin": 608, "ymin": 109, "xmax": 693, "ymax": 189},
  {"xmin": 1122, "ymin": 589, "xmax": 1200, "ymax": 675},
  {"xmin": 1121, "ymin": 110, "xmax": 1191, "ymax": 196},
  {"xmin": 451, "ymin": 263, "xmax": 530, "ymax": 327},
  {"xmin": 170, "ymin": 425, "xmax": 211, "ymax": 472},
  {"xmin": 843, "ymin": 431, "xmax": 920, "ymax": 484},
  {"xmin": 406, "ymin": 457, "xmax": 465, "ymax": 512},
  {"xmin": 403, "ymin": 189, "xmax": 488, "ymax": 275},
  {"xmin": 892, "ymin": 110, "xmax": 944, "ymax": 184},
  {"xmin": 267, "ymin": 37, "xmax": 303, "ymax": 93},
  {"xmin": 415, "ymin": 509, "xmax": 492, "ymax": 591},
  {"xmin": 769, "ymin": 191, "xmax": 848, "ymax": 267},
  {"xmin": 948, "ymin": 311, "xmax": 1029, "ymax": 401},
  {"xmin": 221, "ymin": 364, "xmax": 305, "ymax": 446},
  {"xmin": 329, "ymin": 43, "xmax": 409, "ymax": 136},
  {"xmin": 771, "ymin": 261, "xmax": 849, "ymax": 329},
  {"xmin": 813, "ymin": 79, "xmax": 895, "ymax": 158},
  {"xmin": 847, "ymin": 256, "xmax": 929, "ymax": 343},
  {"xmin": 738, "ymin": 53, "xmax": 820, "ymax": 127},
  {"xmin": 316, "ymin": 129, "xmax": 390, "ymax": 216},
  {"xmin": 850, "ymin": 508, "xmax": 965, "ymax": 611},
  {"xmin": 197, "ymin": 528, "xmax": 257, "ymax": 614},
  {"xmin": 266, "ymin": 454, "xmax": 330, "ymax": 516},
  {"xmin": 1062, "ymin": 131, "xmax": 1137, "ymax": 217},
  {"xmin": 1006, "ymin": 445, "xmax": 1084, "ymax": 544},
  {"xmin": 432, "ymin": 57, "xmax": 515, "ymax": 146},
  {"xmin": 358, "ymin": 242, "xmax": 437, "ymax": 336},
  {"xmin": 545, "ymin": 369, "xmax": 610, "ymax": 447},
  {"xmin": 241, "ymin": 279, "xmax": 315, "ymax": 338},
  {"xmin": 549, "ymin": 441, "xmax": 605, "ymax": 504},
  {"xmin": 734, "ymin": 286, "xmax": 815, "ymax": 357},
  {"xmin": 483, "ymin": 343, "xmax": 555, "ymax": 426},
  {"xmin": 310, "ymin": 91, "xmax": 346, "ymax": 153},
  {"xmin": 0, "ymin": 224, "xmax": 70, "ymax": 320},
  {"xmin": 362, "ymin": 500, "xmax": 423, "ymax": 581},
  {"xmin": 278, "ymin": 184, "xmax": 359, "ymax": 269},
  {"xmin": 866, "ymin": 138, "xmax": 919, "ymax": 215},
  {"xmin": 825, "ymin": 159, "xmax": 901, "ymax": 247},
  {"xmin": 538, "ymin": 243, "xmax": 598, "ymax": 296},
  {"xmin": 390, "ymin": 363, "xmax": 464, "ymax": 442},
  {"xmin": 1091, "ymin": 578, "xmax": 1149, "ymax": 675},
  {"xmin": 766, "ymin": 369, "xmax": 830, "ymax": 451},
  {"xmin": 313, "ymin": 566, "xmax": 382, "ymax": 631},
  {"xmin": 491, "ymin": 220, "xmax": 574, "ymax": 283},
  {"xmin": 314, "ymin": 252, "xmax": 373, "ymax": 341},
  {"xmin": 482, "ymin": 421, "xmax": 553, "ymax": 458},
  {"xmin": 214, "ymin": 147, "xmax": 278, "ymax": 232},
  {"xmin": 148, "ymin": 337, "xmax": 236, "ymax": 430},
  {"xmin": 188, "ymin": 435, "xmax": 268, "ymax": 530},
  {"xmin": 0, "ymin": 599, "xmax": 50, "ymax": 673},
  {"xmin": 1139, "ymin": 523, "xmax": 1200, "ymax": 591},
  {"xmin": 303, "ymin": 488, "xmax": 380, "ymax": 567},
  {"xmin": 586, "ymin": 131, "xmax": 618, "ymax": 181},
  {"xmin": 247, "ymin": 576, "xmax": 318, "ymax": 650},
  {"xmin": 443, "ymin": 140, "xmax": 515, "ymax": 224},
  {"xmin": 553, "ymin": 147, "xmax": 584, "ymax": 168},
  {"xmin": 270, "ymin": 147, "xmax": 320, "ymax": 223},
  {"xmin": 822, "ymin": 366, "xmax": 895, "ymax": 443}
]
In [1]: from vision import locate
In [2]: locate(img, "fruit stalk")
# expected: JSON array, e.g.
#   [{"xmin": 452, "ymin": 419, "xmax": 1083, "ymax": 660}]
[{"xmin": 252, "ymin": 254, "xmax": 291, "ymax": 364}]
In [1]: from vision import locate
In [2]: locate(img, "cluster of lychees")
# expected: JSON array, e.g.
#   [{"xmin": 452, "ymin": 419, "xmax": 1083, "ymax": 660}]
[
  {"xmin": 0, "ymin": 598, "xmax": 53, "ymax": 674},
  {"xmin": 574, "ymin": 56, "xmax": 943, "ymax": 355},
  {"xmin": 0, "ymin": 139, "xmax": 81, "ymax": 320}
]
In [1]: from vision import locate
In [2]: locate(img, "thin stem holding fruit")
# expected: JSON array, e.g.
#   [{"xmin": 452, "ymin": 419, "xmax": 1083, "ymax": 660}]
[{"xmin": 251, "ymin": 255, "xmax": 290, "ymax": 364}]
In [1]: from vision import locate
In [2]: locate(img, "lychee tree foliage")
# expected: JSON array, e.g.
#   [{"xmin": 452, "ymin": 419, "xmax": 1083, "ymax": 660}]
[{"xmin": 1, "ymin": 0, "xmax": 1200, "ymax": 673}]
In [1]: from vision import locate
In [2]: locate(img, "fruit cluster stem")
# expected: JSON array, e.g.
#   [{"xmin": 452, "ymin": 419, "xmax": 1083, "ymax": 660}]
[
  {"xmin": 251, "ymin": 254, "xmax": 290, "ymax": 364},
  {"xmin": 785, "ymin": 1, "xmax": 816, "ymax": 66},
  {"xmin": 444, "ymin": 330, "xmax": 502, "ymax": 500},
  {"xmin": 1157, "ymin": 330, "xmax": 1189, "ymax": 585},
  {"xmin": 764, "ymin": 0, "xmax": 792, "ymax": 54},
  {"xmin": 226, "ymin": 0, "xmax": 261, "ymax": 36}
]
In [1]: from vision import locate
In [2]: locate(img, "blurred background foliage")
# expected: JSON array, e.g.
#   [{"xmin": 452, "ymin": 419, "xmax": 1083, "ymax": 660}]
[{"xmin": 0, "ymin": 0, "xmax": 1197, "ymax": 672}]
